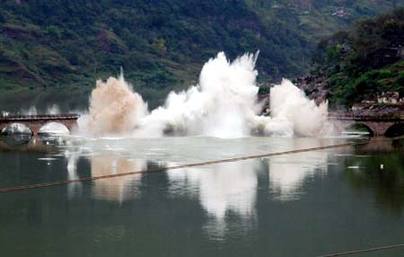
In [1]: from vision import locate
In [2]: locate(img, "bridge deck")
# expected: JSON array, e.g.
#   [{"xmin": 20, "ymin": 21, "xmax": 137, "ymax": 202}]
[
  {"xmin": 328, "ymin": 112, "xmax": 404, "ymax": 122},
  {"xmin": 0, "ymin": 114, "xmax": 80, "ymax": 122}
]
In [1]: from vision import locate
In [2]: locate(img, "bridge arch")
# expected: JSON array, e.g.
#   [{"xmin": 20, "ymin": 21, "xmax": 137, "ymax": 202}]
[
  {"xmin": 385, "ymin": 123, "xmax": 404, "ymax": 138},
  {"xmin": 0, "ymin": 123, "xmax": 33, "ymax": 136},
  {"xmin": 346, "ymin": 123, "xmax": 374, "ymax": 137},
  {"xmin": 38, "ymin": 122, "xmax": 70, "ymax": 135}
]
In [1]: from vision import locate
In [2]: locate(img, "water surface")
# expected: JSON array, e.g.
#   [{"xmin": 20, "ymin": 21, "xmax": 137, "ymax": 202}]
[{"xmin": 1, "ymin": 136, "xmax": 403, "ymax": 257}]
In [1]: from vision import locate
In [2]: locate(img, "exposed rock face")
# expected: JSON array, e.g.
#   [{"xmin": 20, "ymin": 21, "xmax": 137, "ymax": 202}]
[
  {"xmin": 294, "ymin": 74, "xmax": 329, "ymax": 106},
  {"xmin": 294, "ymin": 75, "xmax": 404, "ymax": 115},
  {"xmin": 257, "ymin": 76, "xmax": 329, "ymax": 116}
]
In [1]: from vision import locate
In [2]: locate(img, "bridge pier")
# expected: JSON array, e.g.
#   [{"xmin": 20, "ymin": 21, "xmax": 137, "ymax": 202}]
[
  {"xmin": 363, "ymin": 121, "xmax": 396, "ymax": 137},
  {"xmin": 0, "ymin": 114, "xmax": 79, "ymax": 136},
  {"xmin": 330, "ymin": 112, "xmax": 404, "ymax": 137}
]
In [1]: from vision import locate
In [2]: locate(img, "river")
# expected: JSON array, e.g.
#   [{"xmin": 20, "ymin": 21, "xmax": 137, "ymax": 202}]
[{"xmin": 0, "ymin": 135, "xmax": 403, "ymax": 257}]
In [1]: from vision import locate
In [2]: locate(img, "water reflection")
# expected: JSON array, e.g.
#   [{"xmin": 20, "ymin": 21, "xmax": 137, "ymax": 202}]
[
  {"xmin": 65, "ymin": 148, "xmax": 82, "ymax": 199},
  {"xmin": 344, "ymin": 140, "xmax": 404, "ymax": 213},
  {"xmin": 0, "ymin": 134, "xmax": 32, "ymax": 145},
  {"xmin": 0, "ymin": 135, "xmax": 147, "ymax": 203},
  {"xmin": 90, "ymin": 156, "xmax": 145, "ymax": 203},
  {"xmin": 267, "ymin": 139, "xmax": 331, "ymax": 201},
  {"xmin": 0, "ymin": 135, "xmax": 351, "ymax": 238},
  {"xmin": 62, "ymin": 136, "xmax": 263, "ymax": 237},
  {"xmin": 4, "ymin": 135, "xmax": 404, "ymax": 256},
  {"xmin": 0, "ymin": 135, "xmax": 61, "ymax": 153},
  {"xmin": 355, "ymin": 137, "xmax": 402, "ymax": 154},
  {"xmin": 167, "ymin": 160, "xmax": 258, "ymax": 238}
]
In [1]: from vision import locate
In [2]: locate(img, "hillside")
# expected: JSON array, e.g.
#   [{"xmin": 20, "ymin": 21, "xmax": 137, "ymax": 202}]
[
  {"xmin": 0, "ymin": 0, "xmax": 403, "ymax": 111},
  {"xmin": 303, "ymin": 8, "xmax": 404, "ymax": 108}
]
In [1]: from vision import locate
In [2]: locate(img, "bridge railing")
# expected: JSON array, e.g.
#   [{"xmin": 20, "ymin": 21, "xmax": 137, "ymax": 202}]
[
  {"xmin": 328, "ymin": 112, "xmax": 404, "ymax": 121},
  {"xmin": 0, "ymin": 114, "xmax": 80, "ymax": 121}
]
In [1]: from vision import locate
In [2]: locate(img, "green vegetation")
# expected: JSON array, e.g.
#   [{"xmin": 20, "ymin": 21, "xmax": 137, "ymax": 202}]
[
  {"xmin": 313, "ymin": 8, "xmax": 404, "ymax": 107},
  {"xmin": 0, "ymin": 0, "xmax": 402, "ymax": 111}
]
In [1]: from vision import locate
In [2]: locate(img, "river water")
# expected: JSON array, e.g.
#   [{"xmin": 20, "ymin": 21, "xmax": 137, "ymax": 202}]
[{"xmin": 0, "ymin": 136, "xmax": 403, "ymax": 257}]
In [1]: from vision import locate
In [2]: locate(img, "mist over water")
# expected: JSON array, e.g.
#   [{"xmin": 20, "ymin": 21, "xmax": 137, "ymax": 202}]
[{"xmin": 78, "ymin": 52, "xmax": 331, "ymax": 138}]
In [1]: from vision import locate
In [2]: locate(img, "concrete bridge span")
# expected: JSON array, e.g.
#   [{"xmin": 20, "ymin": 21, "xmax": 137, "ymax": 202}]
[
  {"xmin": 0, "ymin": 114, "xmax": 79, "ymax": 135},
  {"xmin": 329, "ymin": 112, "xmax": 404, "ymax": 137},
  {"xmin": 0, "ymin": 112, "xmax": 403, "ymax": 137}
]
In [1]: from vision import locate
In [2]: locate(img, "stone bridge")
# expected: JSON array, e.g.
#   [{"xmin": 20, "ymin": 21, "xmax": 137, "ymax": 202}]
[
  {"xmin": 329, "ymin": 112, "xmax": 404, "ymax": 137},
  {"xmin": 0, "ymin": 112, "xmax": 403, "ymax": 137},
  {"xmin": 0, "ymin": 114, "xmax": 79, "ymax": 135}
]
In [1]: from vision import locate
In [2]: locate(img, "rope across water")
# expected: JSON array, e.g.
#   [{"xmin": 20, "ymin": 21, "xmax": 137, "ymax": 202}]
[
  {"xmin": 317, "ymin": 243, "xmax": 404, "ymax": 256},
  {"xmin": 1, "ymin": 136, "xmax": 404, "ymax": 256},
  {"xmin": 0, "ymin": 141, "xmax": 367, "ymax": 193}
]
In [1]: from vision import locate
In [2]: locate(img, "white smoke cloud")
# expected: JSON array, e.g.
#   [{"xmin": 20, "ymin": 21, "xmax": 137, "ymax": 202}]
[
  {"xmin": 77, "ymin": 52, "xmax": 330, "ymax": 138},
  {"xmin": 140, "ymin": 52, "xmax": 260, "ymax": 138},
  {"xmin": 78, "ymin": 75, "xmax": 147, "ymax": 136},
  {"xmin": 258, "ymin": 79, "xmax": 330, "ymax": 137}
]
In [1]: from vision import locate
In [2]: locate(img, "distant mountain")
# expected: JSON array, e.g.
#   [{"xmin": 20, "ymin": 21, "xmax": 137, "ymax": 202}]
[{"xmin": 0, "ymin": 0, "xmax": 402, "ymax": 111}]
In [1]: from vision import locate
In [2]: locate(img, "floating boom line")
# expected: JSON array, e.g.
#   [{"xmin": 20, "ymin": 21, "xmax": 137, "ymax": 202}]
[
  {"xmin": 317, "ymin": 243, "xmax": 404, "ymax": 256},
  {"xmin": 0, "ymin": 140, "xmax": 369, "ymax": 193}
]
